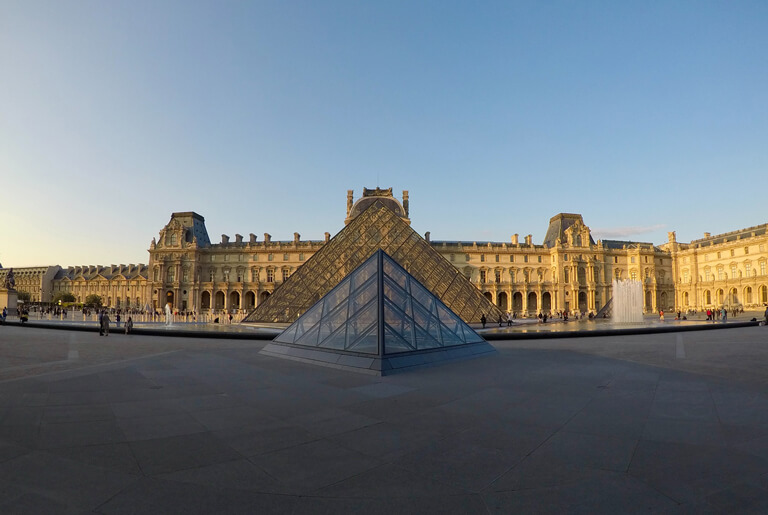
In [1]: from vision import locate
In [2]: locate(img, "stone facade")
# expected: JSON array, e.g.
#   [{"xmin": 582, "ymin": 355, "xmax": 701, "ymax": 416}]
[
  {"xmin": 0, "ymin": 266, "xmax": 61, "ymax": 303},
  {"xmin": 5, "ymin": 188, "xmax": 768, "ymax": 315}
]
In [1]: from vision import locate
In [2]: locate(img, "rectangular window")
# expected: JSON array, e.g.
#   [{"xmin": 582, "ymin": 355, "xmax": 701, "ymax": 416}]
[
  {"xmin": 252, "ymin": 255, "xmax": 258, "ymax": 261},
  {"xmin": 480, "ymin": 255, "xmax": 485, "ymax": 262},
  {"xmin": 746, "ymin": 263, "xmax": 752, "ymax": 276},
  {"xmin": 268, "ymin": 254, "xmax": 273, "ymax": 261},
  {"xmin": 299, "ymin": 253, "xmax": 305, "ymax": 261},
  {"xmin": 224, "ymin": 255, "xmax": 229, "ymax": 261},
  {"xmin": 682, "ymin": 270, "xmax": 689, "ymax": 283},
  {"xmin": 730, "ymin": 249, "xmax": 735, "ymax": 257},
  {"xmin": 494, "ymin": 271, "xmax": 501, "ymax": 283},
  {"xmin": 745, "ymin": 247, "xmax": 749, "ymax": 255},
  {"xmin": 238, "ymin": 254, "xmax": 243, "ymax": 261},
  {"xmin": 564, "ymin": 269, "xmax": 569, "ymax": 283},
  {"xmin": 510, "ymin": 255, "xmax": 514, "ymax": 262},
  {"xmin": 631, "ymin": 271, "xmax": 637, "ymax": 281},
  {"xmin": 538, "ymin": 256, "xmax": 542, "ymax": 263},
  {"xmin": 267, "ymin": 269, "xmax": 274, "ymax": 282},
  {"xmin": 718, "ymin": 268, "xmax": 724, "ymax": 280},
  {"xmin": 644, "ymin": 256, "xmax": 648, "ymax": 263},
  {"xmin": 465, "ymin": 254, "xmax": 470, "ymax": 262},
  {"xmin": 717, "ymin": 252, "xmax": 721, "ymax": 259},
  {"xmin": 182, "ymin": 269, "xmax": 189, "ymax": 282},
  {"xmin": 761, "ymin": 261, "xmax": 766, "ymax": 275},
  {"xmin": 760, "ymin": 244, "xmax": 765, "ymax": 252},
  {"xmin": 283, "ymin": 254, "xmax": 289, "ymax": 261},
  {"xmin": 495, "ymin": 255, "xmax": 499, "ymax": 263},
  {"xmin": 614, "ymin": 256, "xmax": 618, "ymax": 263},
  {"xmin": 524, "ymin": 255, "xmax": 528, "ymax": 263},
  {"xmin": 564, "ymin": 254, "xmax": 568, "ymax": 261},
  {"xmin": 282, "ymin": 269, "xmax": 290, "ymax": 282},
  {"xmin": 480, "ymin": 270, "xmax": 486, "ymax": 283},
  {"xmin": 631, "ymin": 257, "xmax": 636, "ymax": 264}
]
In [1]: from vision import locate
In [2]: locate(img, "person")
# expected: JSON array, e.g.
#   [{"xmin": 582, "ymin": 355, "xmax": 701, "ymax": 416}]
[
  {"xmin": 507, "ymin": 312, "xmax": 512, "ymax": 326},
  {"xmin": 102, "ymin": 312, "xmax": 111, "ymax": 336},
  {"xmin": 116, "ymin": 313, "xmax": 121, "ymax": 328},
  {"xmin": 659, "ymin": 310, "xmax": 664, "ymax": 321},
  {"xmin": 98, "ymin": 310, "xmax": 104, "ymax": 336},
  {"xmin": 498, "ymin": 315, "xmax": 502, "ymax": 327},
  {"xmin": 125, "ymin": 316, "xmax": 133, "ymax": 335},
  {"xmin": 722, "ymin": 307, "xmax": 727, "ymax": 323},
  {"xmin": 480, "ymin": 314, "xmax": 486, "ymax": 328},
  {"xmin": 1, "ymin": 307, "xmax": 6, "ymax": 323},
  {"xmin": 764, "ymin": 305, "xmax": 768, "ymax": 324}
]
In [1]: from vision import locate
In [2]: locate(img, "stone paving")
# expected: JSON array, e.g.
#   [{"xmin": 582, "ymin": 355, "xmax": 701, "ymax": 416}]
[{"xmin": 0, "ymin": 324, "xmax": 767, "ymax": 513}]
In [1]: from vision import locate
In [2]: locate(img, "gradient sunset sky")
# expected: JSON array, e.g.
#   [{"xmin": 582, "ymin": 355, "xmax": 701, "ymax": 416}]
[{"xmin": 1, "ymin": 0, "xmax": 766, "ymax": 267}]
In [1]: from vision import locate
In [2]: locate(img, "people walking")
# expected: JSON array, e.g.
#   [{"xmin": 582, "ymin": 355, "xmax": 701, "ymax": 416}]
[
  {"xmin": 98, "ymin": 310, "xmax": 104, "ymax": 336},
  {"xmin": 480, "ymin": 314, "xmax": 486, "ymax": 328},
  {"xmin": 125, "ymin": 316, "xmax": 133, "ymax": 335},
  {"xmin": 722, "ymin": 308, "xmax": 727, "ymax": 323},
  {"xmin": 102, "ymin": 312, "xmax": 111, "ymax": 336}
]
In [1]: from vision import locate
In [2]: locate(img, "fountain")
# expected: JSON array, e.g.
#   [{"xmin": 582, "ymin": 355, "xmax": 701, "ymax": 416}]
[
  {"xmin": 164, "ymin": 303, "xmax": 174, "ymax": 326},
  {"xmin": 612, "ymin": 279, "xmax": 643, "ymax": 323}
]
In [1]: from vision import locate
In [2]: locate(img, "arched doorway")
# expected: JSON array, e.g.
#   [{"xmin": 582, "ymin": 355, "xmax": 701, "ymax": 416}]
[
  {"xmin": 512, "ymin": 292, "xmax": 523, "ymax": 312},
  {"xmin": 729, "ymin": 288, "xmax": 738, "ymax": 306},
  {"xmin": 166, "ymin": 291, "xmax": 174, "ymax": 309},
  {"xmin": 578, "ymin": 291, "xmax": 587, "ymax": 313},
  {"xmin": 745, "ymin": 286, "xmax": 753, "ymax": 305},
  {"xmin": 215, "ymin": 291, "xmax": 225, "ymax": 310},
  {"xmin": 245, "ymin": 291, "xmax": 256, "ymax": 309},
  {"xmin": 542, "ymin": 292, "xmax": 552, "ymax": 313},
  {"xmin": 230, "ymin": 291, "xmax": 241, "ymax": 311},
  {"xmin": 660, "ymin": 292, "xmax": 667, "ymax": 309},
  {"xmin": 704, "ymin": 290, "xmax": 711, "ymax": 305},
  {"xmin": 645, "ymin": 291, "xmax": 652, "ymax": 311},
  {"xmin": 527, "ymin": 292, "xmax": 537, "ymax": 314},
  {"xmin": 260, "ymin": 291, "xmax": 271, "ymax": 304},
  {"xmin": 716, "ymin": 289, "xmax": 724, "ymax": 305},
  {"xmin": 483, "ymin": 292, "xmax": 493, "ymax": 303},
  {"xmin": 682, "ymin": 291, "xmax": 689, "ymax": 307},
  {"xmin": 497, "ymin": 292, "xmax": 508, "ymax": 311},
  {"xmin": 201, "ymin": 291, "xmax": 211, "ymax": 309}
]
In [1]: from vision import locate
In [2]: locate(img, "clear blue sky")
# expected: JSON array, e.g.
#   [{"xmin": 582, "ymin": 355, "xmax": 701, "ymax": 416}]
[{"xmin": 1, "ymin": 0, "xmax": 766, "ymax": 267}]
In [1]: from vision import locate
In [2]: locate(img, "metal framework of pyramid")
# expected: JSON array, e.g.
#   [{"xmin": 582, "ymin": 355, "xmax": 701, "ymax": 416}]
[
  {"xmin": 244, "ymin": 201, "xmax": 502, "ymax": 324},
  {"xmin": 260, "ymin": 250, "xmax": 496, "ymax": 374}
]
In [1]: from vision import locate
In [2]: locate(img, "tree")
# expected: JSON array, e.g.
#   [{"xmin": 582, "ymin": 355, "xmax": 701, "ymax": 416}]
[
  {"xmin": 17, "ymin": 291, "xmax": 30, "ymax": 302},
  {"xmin": 53, "ymin": 292, "xmax": 76, "ymax": 304},
  {"xmin": 84, "ymin": 294, "xmax": 103, "ymax": 308}
]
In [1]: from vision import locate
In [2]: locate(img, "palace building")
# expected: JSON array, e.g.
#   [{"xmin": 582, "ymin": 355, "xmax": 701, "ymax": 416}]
[{"xmin": 3, "ymin": 187, "xmax": 767, "ymax": 317}]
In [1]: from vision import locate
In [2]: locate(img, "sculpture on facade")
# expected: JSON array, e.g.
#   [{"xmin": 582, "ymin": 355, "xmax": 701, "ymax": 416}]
[{"xmin": 3, "ymin": 268, "xmax": 15, "ymax": 290}]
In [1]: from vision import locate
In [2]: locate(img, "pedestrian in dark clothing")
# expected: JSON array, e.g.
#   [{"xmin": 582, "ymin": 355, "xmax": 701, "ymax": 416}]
[{"xmin": 480, "ymin": 314, "xmax": 486, "ymax": 328}]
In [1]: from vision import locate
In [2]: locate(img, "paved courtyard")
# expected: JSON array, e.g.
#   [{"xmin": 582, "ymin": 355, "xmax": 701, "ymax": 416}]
[{"xmin": 1, "ymin": 324, "xmax": 768, "ymax": 513}]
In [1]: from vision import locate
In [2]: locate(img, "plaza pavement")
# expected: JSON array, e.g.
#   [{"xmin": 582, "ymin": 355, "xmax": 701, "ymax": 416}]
[{"xmin": 0, "ymin": 324, "xmax": 768, "ymax": 513}]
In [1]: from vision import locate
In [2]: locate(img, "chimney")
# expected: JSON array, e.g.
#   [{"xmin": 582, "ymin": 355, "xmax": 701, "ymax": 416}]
[
  {"xmin": 525, "ymin": 234, "xmax": 532, "ymax": 245},
  {"xmin": 264, "ymin": 233, "xmax": 271, "ymax": 243},
  {"xmin": 221, "ymin": 234, "xmax": 229, "ymax": 244},
  {"xmin": 249, "ymin": 233, "xmax": 257, "ymax": 244},
  {"xmin": 704, "ymin": 232, "xmax": 711, "ymax": 238},
  {"xmin": 324, "ymin": 232, "xmax": 331, "ymax": 243},
  {"xmin": 424, "ymin": 231, "xmax": 431, "ymax": 242},
  {"xmin": 511, "ymin": 234, "xmax": 519, "ymax": 245},
  {"xmin": 346, "ymin": 190, "xmax": 354, "ymax": 216},
  {"xmin": 294, "ymin": 232, "xmax": 300, "ymax": 244},
  {"xmin": 235, "ymin": 234, "xmax": 243, "ymax": 243}
]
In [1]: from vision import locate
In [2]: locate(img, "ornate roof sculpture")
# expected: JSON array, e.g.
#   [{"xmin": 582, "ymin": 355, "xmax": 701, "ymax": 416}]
[
  {"xmin": 243, "ymin": 200, "xmax": 503, "ymax": 324},
  {"xmin": 261, "ymin": 249, "xmax": 495, "ymax": 374}
]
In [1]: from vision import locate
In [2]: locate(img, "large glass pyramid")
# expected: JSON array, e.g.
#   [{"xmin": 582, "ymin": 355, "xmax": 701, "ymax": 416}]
[
  {"xmin": 244, "ymin": 201, "xmax": 502, "ymax": 324},
  {"xmin": 263, "ymin": 250, "xmax": 495, "ymax": 374}
]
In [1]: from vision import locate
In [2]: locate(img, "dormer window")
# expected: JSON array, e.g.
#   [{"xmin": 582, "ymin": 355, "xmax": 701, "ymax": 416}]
[{"xmin": 170, "ymin": 234, "xmax": 177, "ymax": 246}]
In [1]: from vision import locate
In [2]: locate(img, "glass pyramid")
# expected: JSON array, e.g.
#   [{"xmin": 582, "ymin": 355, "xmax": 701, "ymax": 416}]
[
  {"xmin": 244, "ymin": 200, "xmax": 502, "ymax": 324},
  {"xmin": 273, "ymin": 250, "xmax": 486, "ymax": 356}
]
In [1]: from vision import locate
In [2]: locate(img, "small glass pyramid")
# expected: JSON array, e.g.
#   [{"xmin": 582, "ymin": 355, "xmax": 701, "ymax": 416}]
[{"xmin": 273, "ymin": 249, "xmax": 485, "ymax": 356}]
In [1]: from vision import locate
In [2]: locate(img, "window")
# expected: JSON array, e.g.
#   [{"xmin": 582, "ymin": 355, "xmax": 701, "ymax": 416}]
[
  {"xmin": 251, "ymin": 268, "xmax": 259, "ymax": 281},
  {"xmin": 494, "ymin": 271, "xmax": 501, "ymax": 283},
  {"xmin": 717, "ymin": 252, "xmax": 721, "ymax": 259},
  {"xmin": 211, "ymin": 255, "xmax": 216, "ymax": 262},
  {"xmin": 209, "ymin": 270, "xmax": 214, "ymax": 282},
  {"xmin": 170, "ymin": 234, "xmax": 177, "ymax": 246},
  {"xmin": 524, "ymin": 255, "xmax": 528, "ymax": 263},
  {"xmin": 631, "ymin": 270, "xmax": 637, "ymax": 281},
  {"xmin": 495, "ymin": 255, "xmax": 500, "ymax": 263},
  {"xmin": 614, "ymin": 256, "xmax": 618, "ymax": 264},
  {"xmin": 282, "ymin": 269, "xmax": 290, "ymax": 282},
  {"xmin": 299, "ymin": 253, "xmax": 305, "ymax": 261},
  {"xmin": 266, "ymin": 269, "xmax": 274, "ymax": 282},
  {"xmin": 480, "ymin": 255, "xmax": 485, "ymax": 262},
  {"xmin": 524, "ymin": 270, "xmax": 529, "ymax": 282},
  {"xmin": 238, "ymin": 254, "xmax": 243, "ymax": 261},
  {"xmin": 252, "ymin": 255, "xmax": 258, "ymax": 261},
  {"xmin": 283, "ymin": 254, "xmax": 289, "ymax": 261},
  {"xmin": 682, "ymin": 270, "xmax": 689, "ymax": 283},
  {"xmin": 718, "ymin": 268, "xmax": 724, "ymax": 280},
  {"xmin": 761, "ymin": 261, "xmax": 766, "ymax": 276},
  {"xmin": 564, "ymin": 269, "xmax": 570, "ymax": 283},
  {"xmin": 268, "ymin": 254, "xmax": 273, "ymax": 261},
  {"xmin": 465, "ymin": 254, "xmax": 470, "ymax": 262},
  {"xmin": 182, "ymin": 269, "xmax": 189, "ymax": 282},
  {"xmin": 510, "ymin": 255, "xmax": 514, "ymax": 262},
  {"xmin": 705, "ymin": 271, "xmax": 711, "ymax": 281},
  {"xmin": 760, "ymin": 244, "xmax": 765, "ymax": 252},
  {"xmin": 730, "ymin": 249, "xmax": 735, "ymax": 257},
  {"xmin": 153, "ymin": 268, "xmax": 159, "ymax": 281},
  {"xmin": 731, "ymin": 265, "xmax": 737, "ymax": 278},
  {"xmin": 631, "ymin": 257, "xmax": 636, "ymax": 264},
  {"xmin": 480, "ymin": 270, "xmax": 486, "ymax": 283},
  {"xmin": 564, "ymin": 254, "xmax": 569, "ymax": 261},
  {"xmin": 224, "ymin": 255, "xmax": 229, "ymax": 261},
  {"xmin": 538, "ymin": 256, "xmax": 542, "ymax": 263},
  {"xmin": 746, "ymin": 263, "xmax": 752, "ymax": 276},
  {"xmin": 745, "ymin": 247, "xmax": 750, "ymax": 255},
  {"xmin": 236, "ymin": 273, "xmax": 242, "ymax": 282},
  {"xmin": 644, "ymin": 256, "xmax": 648, "ymax": 263}
]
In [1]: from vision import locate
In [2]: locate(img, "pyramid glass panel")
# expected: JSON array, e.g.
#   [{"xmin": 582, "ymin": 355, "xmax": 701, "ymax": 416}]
[{"xmin": 244, "ymin": 201, "xmax": 502, "ymax": 324}]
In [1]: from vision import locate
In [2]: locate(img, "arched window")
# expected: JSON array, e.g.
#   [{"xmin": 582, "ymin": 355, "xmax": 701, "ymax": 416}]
[{"xmin": 170, "ymin": 234, "xmax": 177, "ymax": 246}]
